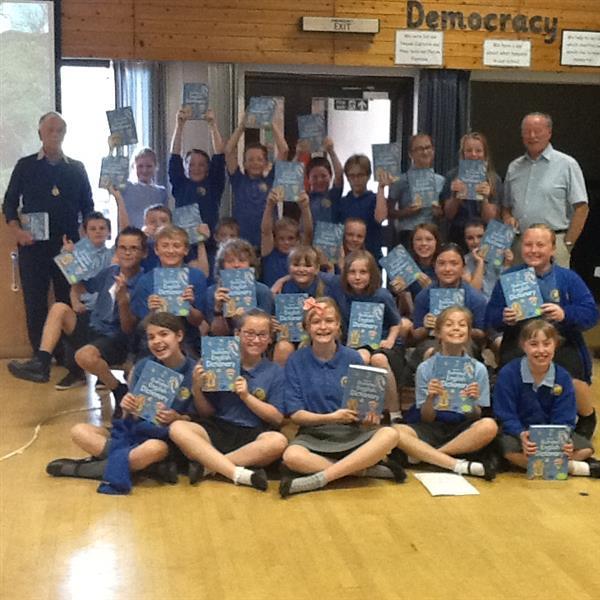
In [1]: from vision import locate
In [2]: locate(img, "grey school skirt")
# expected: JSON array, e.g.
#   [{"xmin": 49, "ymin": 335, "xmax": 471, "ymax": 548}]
[{"xmin": 291, "ymin": 424, "xmax": 377, "ymax": 455}]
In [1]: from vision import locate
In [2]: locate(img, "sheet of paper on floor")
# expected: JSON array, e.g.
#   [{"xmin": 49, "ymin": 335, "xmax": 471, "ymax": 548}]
[{"xmin": 413, "ymin": 472, "xmax": 480, "ymax": 496}]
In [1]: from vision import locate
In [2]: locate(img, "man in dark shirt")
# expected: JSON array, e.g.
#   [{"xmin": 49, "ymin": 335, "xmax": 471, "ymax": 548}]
[{"xmin": 3, "ymin": 112, "xmax": 94, "ymax": 351}]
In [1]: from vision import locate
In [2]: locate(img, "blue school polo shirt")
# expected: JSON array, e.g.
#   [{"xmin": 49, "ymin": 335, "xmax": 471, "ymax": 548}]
[
  {"xmin": 130, "ymin": 355, "xmax": 197, "ymax": 417},
  {"xmin": 309, "ymin": 186, "xmax": 343, "ymax": 223},
  {"xmin": 406, "ymin": 263, "xmax": 435, "ymax": 301},
  {"xmin": 416, "ymin": 353, "xmax": 490, "ymax": 424},
  {"xmin": 334, "ymin": 190, "xmax": 383, "ymax": 262},
  {"xmin": 230, "ymin": 168, "xmax": 274, "ymax": 247},
  {"xmin": 168, "ymin": 153, "xmax": 226, "ymax": 233},
  {"xmin": 204, "ymin": 281, "xmax": 274, "ymax": 324},
  {"xmin": 203, "ymin": 358, "xmax": 284, "ymax": 428},
  {"xmin": 493, "ymin": 357, "xmax": 576, "ymax": 436},
  {"xmin": 260, "ymin": 248, "xmax": 289, "ymax": 288},
  {"xmin": 284, "ymin": 344, "xmax": 363, "ymax": 415},
  {"xmin": 281, "ymin": 272, "xmax": 334, "ymax": 296}
]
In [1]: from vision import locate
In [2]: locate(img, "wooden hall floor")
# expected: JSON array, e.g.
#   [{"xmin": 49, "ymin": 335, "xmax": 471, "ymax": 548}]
[{"xmin": 1, "ymin": 360, "xmax": 600, "ymax": 600}]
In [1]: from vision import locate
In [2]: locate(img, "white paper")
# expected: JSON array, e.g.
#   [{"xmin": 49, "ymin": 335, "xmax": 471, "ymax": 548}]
[
  {"xmin": 395, "ymin": 30, "xmax": 444, "ymax": 66},
  {"xmin": 561, "ymin": 30, "xmax": 600, "ymax": 67},
  {"xmin": 413, "ymin": 472, "xmax": 480, "ymax": 496},
  {"xmin": 483, "ymin": 40, "xmax": 531, "ymax": 68}
]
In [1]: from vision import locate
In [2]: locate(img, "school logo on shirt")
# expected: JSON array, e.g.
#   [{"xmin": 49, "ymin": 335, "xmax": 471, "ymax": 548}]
[
  {"xmin": 550, "ymin": 288, "xmax": 560, "ymax": 302},
  {"xmin": 258, "ymin": 182, "xmax": 268, "ymax": 193},
  {"xmin": 178, "ymin": 387, "xmax": 191, "ymax": 400},
  {"xmin": 340, "ymin": 375, "xmax": 348, "ymax": 388},
  {"xmin": 196, "ymin": 186, "xmax": 207, "ymax": 196},
  {"xmin": 321, "ymin": 198, "xmax": 332, "ymax": 208},
  {"xmin": 253, "ymin": 387, "xmax": 266, "ymax": 401},
  {"xmin": 551, "ymin": 384, "xmax": 563, "ymax": 396}
]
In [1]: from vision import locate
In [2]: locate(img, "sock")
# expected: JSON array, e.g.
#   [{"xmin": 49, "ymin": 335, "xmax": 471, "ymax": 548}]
[
  {"xmin": 454, "ymin": 459, "xmax": 485, "ymax": 477},
  {"xmin": 286, "ymin": 471, "xmax": 327, "ymax": 495},
  {"xmin": 361, "ymin": 464, "xmax": 394, "ymax": 478},
  {"xmin": 569, "ymin": 460, "xmax": 591, "ymax": 477},
  {"xmin": 408, "ymin": 455, "xmax": 420, "ymax": 465},
  {"xmin": 389, "ymin": 411, "xmax": 403, "ymax": 423},
  {"xmin": 233, "ymin": 466, "xmax": 255, "ymax": 486},
  {"xmin": 36, "ymin": 350, "xmax": 52, "ymax": 369}
]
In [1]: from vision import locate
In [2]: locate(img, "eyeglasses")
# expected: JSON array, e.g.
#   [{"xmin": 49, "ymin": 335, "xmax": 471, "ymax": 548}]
[
  {"xmin": 117, "ymin": 245, "xmax": 142, "ymax": 253},
  {"xmin": 241, "ymin": 331, "xmax": 270, "ymax": 340}
]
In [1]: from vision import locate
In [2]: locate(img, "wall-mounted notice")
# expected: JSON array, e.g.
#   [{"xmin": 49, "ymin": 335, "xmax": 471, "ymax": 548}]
[
  {"xmin": 483, "ymin": 40, "xmax": 531, "ymax": 67},
  {"xmin": 561, "ymin": 30, "xmax": 600, "ymax": 67},
  {"xmin": 395, "ymin": 30, "xmax": 443, "ymax": 66}
]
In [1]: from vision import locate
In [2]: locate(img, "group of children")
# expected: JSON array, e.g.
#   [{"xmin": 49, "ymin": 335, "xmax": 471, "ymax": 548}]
[{"xmin": 8, "ymin": 109, "xmax": 600, "ymax": 496}]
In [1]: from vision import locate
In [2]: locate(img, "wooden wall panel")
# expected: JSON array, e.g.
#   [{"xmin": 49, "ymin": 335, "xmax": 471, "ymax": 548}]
[{"xmin": 61, "ymin": 1, "xmax": 600, "ymax": 73}]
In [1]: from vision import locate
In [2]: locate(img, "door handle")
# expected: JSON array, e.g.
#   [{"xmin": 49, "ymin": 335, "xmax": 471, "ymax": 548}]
[{"xmin": 10, "ymin": 251, "xmax": 19, "ymax": 292}]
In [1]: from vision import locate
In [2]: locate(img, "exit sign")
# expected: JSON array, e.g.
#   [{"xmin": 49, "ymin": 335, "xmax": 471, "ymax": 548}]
[{"xmin": 301, "ymin": 16, "xmax": 380, "ymax": 34}]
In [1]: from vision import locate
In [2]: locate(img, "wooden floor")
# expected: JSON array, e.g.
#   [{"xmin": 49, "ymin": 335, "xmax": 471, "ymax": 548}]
[{"xmin": 1, "ymin": 360, "xmax": 600, "ymax": 600}]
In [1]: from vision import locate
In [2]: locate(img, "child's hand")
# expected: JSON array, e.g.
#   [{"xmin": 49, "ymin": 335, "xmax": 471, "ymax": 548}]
[
  {"xmin": 193, "ymin": 363, "xmax": 206, "ymax": 386},
  {"xmin": 380, "ymin": 338, "xmax": 394, "ymax": 350},
  {"xmin": 298, "ymin": 191, "xmax": 310, "ymax": 209},
  {"xmin": 72, "ymin": 298, "xmax": 87, "ymax": 314},
  {"xmin": 62, "ymin": 234, "xmax": 75, "ymax": 253},
  {"xmin": 502, "ymin": 307, "xmax": 518, "ymax": 325},
  {"xmin": 424, "ymin": 313, "xmax": 437, "ymax": 329},
  {"xmin": 156, "ymin": 406, "xmax": 180, "ymax": 425},
  {"xmin": 108, "ymin": 134, "xmax": 121, "ymax": 152},
  {"xmin": 214, "ymin": 287, "xmax": 230, "ymax": 313},
  {"xmin": 520, "ymin": 430, "xmax": 537, "ymax": 456},
  {"xmin": 234, "ymin": 376, "xmax": 249, "ymax": 401},
  {"xmin": 464, "ymin": 382, "xmax": 480, "ymax": 399},
  {"xmin": 503, "ymin": 249, "xmax": 514, "ymax": 268},
  {"xmin": 197, "ymin": 223, "xmax": 210, "ymax": 241},
  {"xmin": 476, "ymin": 181, "xmax": 491, "ymax": 199},
  {"xmin": 406, "ymin": 203, "xmax": 422, "ymax": 215},
  {"xmin": 323, "ymin": 137, "xmax": 334, "ymax": 153},
  {"xmin": 541, "ymin": 303, "xmax": 565, "ymax": 322},
  {"xmin": 562, "ymin": 440, "xmax": 574, "ymax": 459},
  {"xmin": 270, "ymin": 316, "xmax": 282, "ymax": 334},
  {"xmin": 120, "ymin": 392, "xmax": 140, "ymax": 415},
  {"xmin": 204, "ymin": 108, "xmax": 215, "ymax": 125},
  {"xmin": 427, "ymin": 378, "xmax": 445, "ymax": 398},
  {"xmin": 148, "ymin": 294, "xmax": 164, "ymax": 311},
  {"xmin": 450, "ymin": 179, "xmax": 466, "ymax": 198},
  {"xmin": 418, "ymin": 273, "xmax": 432, "ymax": 288},
  {"xmin": 176, "ymin": 108, "xmax": 189, "ymax": 125},
  {"xmin": 267, "ymin": 188, "xmax": 283, "ymax": 205},
  {"xmin": 377, "ymin": 171, "xmax": 396, "ymax": 188},
  {"xmin": 362, "ymin": 412, "xmax": 381, "ymax": 427},
  {"xmin": 471, "ymin": 247, "xmax": 484, "ymax": 264},
  {"xmin": 181, "ymin": 284, "xmax": 195, "ymax": 306},
  {"xmin": 330, "ymin": 408, "xmax": 359, "ymax": 424}
]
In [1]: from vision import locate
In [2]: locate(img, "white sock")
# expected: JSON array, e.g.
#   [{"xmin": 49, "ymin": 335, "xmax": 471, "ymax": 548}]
[
  {"xmin": 233, "ymin": 466, "xmax": 254, "ymax": 486},
  {"xmin": 454, "ymin": 459, "xmax": 485, "ymax": 477},
  {"xmin": 389, "ymin": 411, "xmax": 402, "ymax": 423},
  {"xmin": 288, "ymin": 471, "xmax": 327, "ymax": 494},
  {"xmin": 569, "ymin": 460, "xmax": 591, "ymax": 477}
]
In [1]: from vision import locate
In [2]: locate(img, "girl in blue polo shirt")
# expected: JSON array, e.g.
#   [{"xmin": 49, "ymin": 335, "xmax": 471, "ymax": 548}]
[
  {"xmin": 485, "ymin": 223, "xmax": 599, "ymax": 439},
  {"xmin": 170, "ymin": 309, "xmax": 288, "ymax": 491},
  {"xmin": 279, "ymin": 297, "xmax": 404, "ymax": 497},
  {"xmin": 394, "ymin": 306, "xmax": 498, "ymax": 480},
  {"xmin": 334, "ymin": 155, "xmax": 389, "ymax": 263},
  {"xmin": 493, "ymin": 319, "xmax": 599, "ymax": 478}
]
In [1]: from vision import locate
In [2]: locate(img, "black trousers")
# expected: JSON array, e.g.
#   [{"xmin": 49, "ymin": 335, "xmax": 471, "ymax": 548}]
[{"xmin": 18, "ymin": 242, "xmax": 71, "ymax": 351}]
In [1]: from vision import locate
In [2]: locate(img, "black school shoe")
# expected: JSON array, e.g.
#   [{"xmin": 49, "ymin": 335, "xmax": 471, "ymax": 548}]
[
  {"xmin": 8, "ymin": 357, "xmax": 49, "ymax": 383},
  {"xmin": 46, "ymin": 457, "xmax": 107, "ymax": 480},
  {"xmin": 587, "ymin": 458, "xmax": 600, "ymax": 479},
  {"xmin": 574, "ymin": 410, "xmax": 597, "ymax": 441},
  {"xmin": 55, "ymin": 371, "xmax": 87, "ymax": 390}
]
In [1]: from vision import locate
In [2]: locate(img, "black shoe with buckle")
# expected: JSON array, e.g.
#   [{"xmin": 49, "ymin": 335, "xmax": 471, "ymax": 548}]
[{"xmin": 8, "ymin": 357, "xmax": 50, "ymax": 383}]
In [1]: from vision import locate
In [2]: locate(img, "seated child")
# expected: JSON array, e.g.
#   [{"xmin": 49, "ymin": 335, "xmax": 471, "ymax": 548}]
[
  {"xmin": 131, "ymin": 225, "xmax": 207, "ymax": 358},
  {"xmin": 279, "ymin": 297, "xmax": 405, "ymax": 497},
  {"xmin": 8, "ymin": 227, "xmax": 146, "ymax": 408},
  {"xmin": 260, "ymin": 188, "xmax": 312, "ymax": 287},
  {"xmin": 395, "ymin": 306, "xmax": 498, "ymax": 479},
  {"xmin": 493, "ymin": 319, "xmax": 599, "ymax": 478},
  {"xmin": 45, "ymin": 312, "xmax": 199, "ymax": 493},
  {"xmin": 169, "ymin": 309, "xmax": 288, "ymax": 490},
  {"xmin": 207, "ymin": 238, "xmax": 274, "ymax": 336},
  {"xmin": 207, "ymin": 217, "xmax": 241, "ymax": 283}
]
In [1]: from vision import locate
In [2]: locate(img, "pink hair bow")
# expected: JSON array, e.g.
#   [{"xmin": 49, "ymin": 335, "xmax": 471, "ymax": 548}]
[{"xmin": 303, "ymin": 297, "xmax": 324, "ymax": 316}]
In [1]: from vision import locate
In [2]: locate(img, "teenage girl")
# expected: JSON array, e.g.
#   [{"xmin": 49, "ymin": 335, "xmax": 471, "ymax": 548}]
[
  {"xmin": 280, "ymin": 297, "xmax": 404, "ymax": 497},
  {"xmin": 395, "ymin": 306, "xmax": 498, "ymax": 480},
  {"xmin": 170, "ymin": 309, "xmax": 288, "ymax": 491}
]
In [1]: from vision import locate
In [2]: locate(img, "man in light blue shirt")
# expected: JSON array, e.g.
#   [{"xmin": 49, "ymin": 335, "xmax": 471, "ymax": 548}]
[{"xmin": 502, "ymin": 112, "xmax": 589, "ymax": 267}]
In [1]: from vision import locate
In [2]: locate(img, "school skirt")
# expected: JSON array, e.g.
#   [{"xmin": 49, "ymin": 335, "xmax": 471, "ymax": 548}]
[{"xmin": 290, "ymin": 423, "xmax": 377, "ymax": 456}]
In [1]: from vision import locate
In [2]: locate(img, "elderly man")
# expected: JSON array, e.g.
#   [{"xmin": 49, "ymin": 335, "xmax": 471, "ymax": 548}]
[
  {"xmin": 3, "ymin": 112, "xmax": 94, "ymax": 351},
  {"xmin": 502, "ymin": 112, "xmax": 589, "ymax": 267}
]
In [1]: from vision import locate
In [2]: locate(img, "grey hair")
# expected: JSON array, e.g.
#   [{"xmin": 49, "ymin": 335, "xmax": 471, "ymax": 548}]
[
  {"xmin": 521, "ymin": 112, "xmax": 553, "ymax": 130},
  {"xmin": 38, "ymin": 111, "xmax": 67, "ymax": 129}
]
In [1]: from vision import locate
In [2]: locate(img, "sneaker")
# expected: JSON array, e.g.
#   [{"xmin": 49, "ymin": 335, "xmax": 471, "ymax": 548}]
[
  {"xmin": 8, "ymin": 357, "xmax": 49, "ymax": 383},
  {"xmin": 55, "ymin": 371, "xmax": 87, "ymax": 390}
]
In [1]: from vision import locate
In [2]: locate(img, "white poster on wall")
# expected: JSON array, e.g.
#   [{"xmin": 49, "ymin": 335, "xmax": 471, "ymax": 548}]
[
  {"xmin": 394, "ymin": 30, "xmax": 443, "ymax": 66},
  {"xmin": 561, "ymin": 30, "xmax": 600, "ymax": 67},
  {"xmin": 483, "ymin": 40, "xmax": 531, "ymax": 68}
]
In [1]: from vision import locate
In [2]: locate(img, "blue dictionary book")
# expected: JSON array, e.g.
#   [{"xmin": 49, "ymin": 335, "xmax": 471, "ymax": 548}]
[
  {"xmin": 314, "ymin": 221, "xmax": 344, "ymax": 263},
  {"xmin": 275, "ymin": 293, "xmax": 308, "ymax": 342},
  {"xmin": 407, "ymin": 168, "xmax": 439, "ymax": 207},
  {"xmin": 54, "ymin": 238, "xmax": 108, "ymax": 284},
  {"xmin": 131, "ymin": 361, "xmax": 184, "ymax": 424},
  {"xmin": 342, "ymin": 364, "xmax": 387, "ymax": 420},
  {"xmin": 527, "ymin": 425, "xmax": 570, "ymax": 480},
  {"xmin": 220, "ymin": 268, "xmax": 257, "ymax": 317},
  {"xmin": 347, "ymin": 302, "xmax": 384, "ymax": 349},
  {"xmin": 379, "ymin": 245, "xmax": 424, "ymax": 291},
  {"xmin": 500, "ymin": 268, "xmax": 543, "ymax": 322},
  {"xmin": 173, "ymin": 204, "xmax": 206, "ymax": 244},
  {"xmin": 201, "ymin": 336, "xmax": 241, "ymax": 392},
  {"xmin": 273, "ymin": 161, "xmax": 305, "ymax": 203},
  {"xmin": 106, "ymin": 107, "xmax": 138, "ymax": 146},
  {"xmin": 245, "ymin": 97, "xmax": 276, "ymax": 128},
  {"xmin": 429, "ymin": 288, "xmax": 465, "ymax": 316},
  {"xmin": 297, "ymin": 113, "xmax": 326, "ymax": 152},
  {"xmin": 21, "ymin": 212, "xmax": 49, "ymax": 241},
  {"xmin": 182, "ymin": 82, "xmax": 209, "ymax": 120},
  {"xmin": 480, "ymin": 220, "xmax": 515, "ymax": 267},
  {"xmin": 372, "ymin": 143, "xmax": 402, "ymax": 182},
  {"xmin": 432, "ymin": 354, "xmax": 477, "ymax": 413},
  {"xmin": 99, "ymin": 155, "xmax": 130, "ymax": 191},
  {"xmin": 154, "ymin": 267, "xmax": 191, "ymax": 316},
  {"xmin": 458, "ymin": 159, "xmax": 486, "ymax": 201}
]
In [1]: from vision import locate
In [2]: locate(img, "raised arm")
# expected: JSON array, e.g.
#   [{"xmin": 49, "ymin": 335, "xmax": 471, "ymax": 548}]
[
  {"xmin": 224, "ymin": 114, "xmax": 246, "ymax": 175},
  {"xmin": 261, "ymin": 189, "xmax": 279, "ymax": 257},
  {"xmin": 298, "ymin": 191, "xmax": 313, "ymax": 245},
  {"xmin": 271, "ymin": 119, "xmax": 289, "ymax": 161},
  {"xmin": 324, "ymin": 137, "xmax": 343, "ymax": 188},
  {"xmin": 375, "ymin": 176, "xmax": 390, "ymax": 224},
  {"xmin": 205, "ymin": 108, "xmax": 224, "ymax": 155}
]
